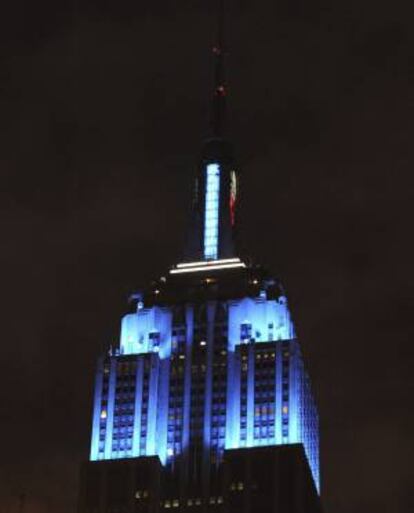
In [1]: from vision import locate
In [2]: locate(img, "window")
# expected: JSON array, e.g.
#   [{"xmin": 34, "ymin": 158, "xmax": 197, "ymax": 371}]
[
  {"xmin": 149, "ymin": 331, "xmax": 160, "ymax": 350},
  {"xmin": 240, "ymin": 323, "xmax": 252, "ymax": 341}
]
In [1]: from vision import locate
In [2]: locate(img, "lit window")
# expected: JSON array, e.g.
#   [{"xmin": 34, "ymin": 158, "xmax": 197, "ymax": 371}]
[
  {"xmin": 237, "ymin": 482, "xmax": 244, "ymax": 490},
  {"xmin": 282, "ymin": 405, "xmax": 289, "ymax": 414},
  {"xmin": 100, "ymin": 410, "xmax": 107, "ymax": 419},
  {"xmin": 172, "ymin": 499, "xmax": 179, "ymax": 507}
]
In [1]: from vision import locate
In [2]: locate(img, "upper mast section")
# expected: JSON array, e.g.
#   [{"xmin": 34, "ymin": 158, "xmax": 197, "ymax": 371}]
[{"xmin": 211, "ymin": 0, "xmax": 227, "ymax": 138}]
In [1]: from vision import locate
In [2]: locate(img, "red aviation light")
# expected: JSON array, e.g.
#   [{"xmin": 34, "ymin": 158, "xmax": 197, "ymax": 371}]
[{"xmin": 216, "ymin": 85, "xmax": 226, "ymax": 96}]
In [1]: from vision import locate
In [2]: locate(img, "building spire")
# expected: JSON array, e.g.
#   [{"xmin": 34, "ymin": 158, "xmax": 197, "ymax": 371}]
[{"xmin": 211, "ymin": 0, "xmax": 226, "ymax": 138}]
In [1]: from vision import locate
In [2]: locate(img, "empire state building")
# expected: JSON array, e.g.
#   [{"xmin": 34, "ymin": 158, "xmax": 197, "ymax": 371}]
[{"xmin": 78, "ymin": 8, "xmax": 322, "ymax": 513}]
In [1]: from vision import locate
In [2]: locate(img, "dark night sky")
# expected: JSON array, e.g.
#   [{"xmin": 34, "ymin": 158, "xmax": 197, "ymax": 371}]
[{"xmin": 0, "ymin": 0, "xmax": 413, "ymax": 512}]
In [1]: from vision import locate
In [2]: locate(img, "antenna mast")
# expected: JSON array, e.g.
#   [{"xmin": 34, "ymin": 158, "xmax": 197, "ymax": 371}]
[{"xmin": 212, "ymin": 0, "xmax": 227, "ymax": 138}]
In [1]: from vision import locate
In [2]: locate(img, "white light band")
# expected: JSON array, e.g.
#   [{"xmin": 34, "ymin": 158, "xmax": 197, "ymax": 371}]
[
  {"xmin": 170, "ymin": 262, "xmax": 246, "ymax": 274},
  {"xmin": 176, "ymin": 258, "xmax": 241, "ymax": 269}
]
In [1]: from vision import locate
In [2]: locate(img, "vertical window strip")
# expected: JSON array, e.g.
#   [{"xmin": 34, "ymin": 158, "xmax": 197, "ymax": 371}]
[{"xmin": 204, "ymin": 163, "xmax": 220, "ymax": 260}]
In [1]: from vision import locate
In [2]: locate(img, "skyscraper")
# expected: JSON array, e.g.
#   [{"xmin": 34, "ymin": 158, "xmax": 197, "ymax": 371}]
[{"xmin": 78, "ymin": 6, "xmax": 322, "ymax": 513}]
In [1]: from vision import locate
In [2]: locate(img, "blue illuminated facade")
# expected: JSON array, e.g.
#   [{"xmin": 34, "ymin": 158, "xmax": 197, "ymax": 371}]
[{"xmin": 90, "ymin": 276, "xmax": 320, "ymax": 493}]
